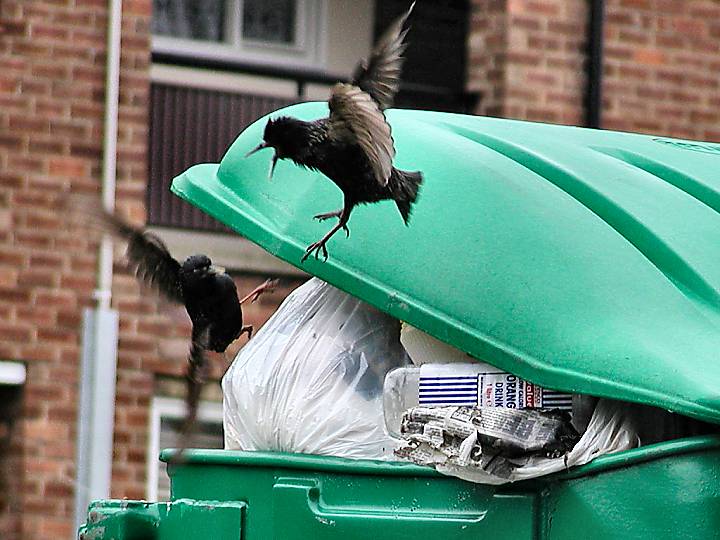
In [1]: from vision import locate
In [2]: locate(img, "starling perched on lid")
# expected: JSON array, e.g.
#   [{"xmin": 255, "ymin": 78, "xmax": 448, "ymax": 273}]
[
  {"xmin": 68, "ymin": 198, "xmax": 277, "ymax": 454},
  {"xmin": 247, "ymin": 2, "xmax": 423, "ymax": 262}
]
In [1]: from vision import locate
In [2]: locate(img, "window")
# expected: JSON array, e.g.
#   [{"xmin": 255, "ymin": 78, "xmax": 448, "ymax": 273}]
[
  {"xmin": 0, "ymin": 364, "xmax": 23, "ymax": 533},
  {"xmin": 242, "ymin": 0, "xmax": 296, "ymax": 44},
  {"xmin": 146, "ymin": 397, "xmax": 224, "ymax": 501},
  {"xmin": 152, "ymin": 0, "xmax": 326, "ymax": 69}
]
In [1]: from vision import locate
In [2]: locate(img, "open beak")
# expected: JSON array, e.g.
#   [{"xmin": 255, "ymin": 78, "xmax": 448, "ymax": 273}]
[
  {"xmin": 245, "ymin": 142, "xmax": 268, "ymax": 157},
  {"xmin": 268, "ymin": 153, "xmax": 278, "ymax": 180},
  {"xmin": 246, "ymin": 142, "xmax": 278, "ymax": 180}
]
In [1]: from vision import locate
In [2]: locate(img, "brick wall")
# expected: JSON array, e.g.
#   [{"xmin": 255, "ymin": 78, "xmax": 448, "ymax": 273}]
[
  {"xmin": 468, "ymin": 0, "xmax": 589, "ymax": 124},
  {"xmin": 0, "ymin": 1, "xmax": 304, "ymax": 538},
  {"xmin": 602, "ymin": 0, "xmax": 720, "ymax": 141},
  {"xmin": 1, "ymin": 1, "xmax": 112, "ymax": 536},
  {"xmin": 467, "ymin": 0, "xmax": 508, "ymax": 116},
  {"xmin": 468, "ymin": 0, "xmax": 720, "ymax": 141},
  {"xmin": 503, "ymin": 0, "xmax": 589, "ymax": 124}
]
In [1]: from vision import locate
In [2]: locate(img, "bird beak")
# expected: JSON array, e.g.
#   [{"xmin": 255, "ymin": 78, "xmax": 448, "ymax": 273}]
[
  {"xmin": 209, "ymin": 265, "xmax": 225, "ymax": 275},
  {"xmin": 268, "ymin": 152, "xmax": 278, "ymax": 180},
  {"xmin": 245, "ymin": 142, "xmax": 268, "ymax": 157}
]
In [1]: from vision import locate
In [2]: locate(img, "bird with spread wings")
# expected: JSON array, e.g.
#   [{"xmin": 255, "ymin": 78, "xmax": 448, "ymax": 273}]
[
  {"xmin": 67, "ymin": 197, "xmax": 276, "ymax": 456},
  {"xmin": 247, "ymin": 2, "xmax": 423, "ymax": 262}
]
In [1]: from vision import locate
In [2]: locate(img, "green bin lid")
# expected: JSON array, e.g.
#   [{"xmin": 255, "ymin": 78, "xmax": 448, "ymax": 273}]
[{"xmin": 172, "ymin": 103, "xmax": 720, "ymax": 424}]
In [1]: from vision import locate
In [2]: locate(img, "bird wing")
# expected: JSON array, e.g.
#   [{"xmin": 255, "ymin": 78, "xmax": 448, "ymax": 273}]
[
  {"xmin": 350, "ymin": 1, "xmax": 415, "ymax": 110},
  {"xmin": 125, "ymin": 231, "xmax": 184, "ymax": 305},
  {"xmin": 328, "ymin": 82, "xmax": 395, "ymax": 187},
  {"xmin": 66, "ymin": 196, "xmax": 184, "ymax": 304}
]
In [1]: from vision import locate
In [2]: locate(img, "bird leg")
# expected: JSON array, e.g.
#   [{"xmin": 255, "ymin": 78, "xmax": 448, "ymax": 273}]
[
  {"xmin": 302, "ymin": 203, "xmax": 352, "ymax": 262},
  {"xmin": 313, "ymin": 209, "xmax": 350, "ymax": 237},
  {"xmin": 239, "ymin": 278, "xmax": 278, "ymax": 304},
  {"xmin": 313, "ymin": 209, "xmax": 342, "ymax": 221}
]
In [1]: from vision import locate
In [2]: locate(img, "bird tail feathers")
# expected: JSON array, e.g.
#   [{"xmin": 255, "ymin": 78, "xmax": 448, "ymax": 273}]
[
  {"xmin": 391, "ymin": 169, "xmax": 423, "ymax": 224},
  {"xmin": 169, "ymin": 329, "xmax": 210, "ymax": 463}
]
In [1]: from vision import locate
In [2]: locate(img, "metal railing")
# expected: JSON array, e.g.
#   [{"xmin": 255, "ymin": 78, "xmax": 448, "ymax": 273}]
[{"xmin": 147, "ymin": 56, "xmax": 478, "ymax": 232}]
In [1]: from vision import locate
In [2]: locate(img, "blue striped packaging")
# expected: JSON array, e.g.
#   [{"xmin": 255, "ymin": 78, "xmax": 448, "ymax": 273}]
[{"xmin": 419, "ymin": 364, "xmax": 572, "ymax": 411}]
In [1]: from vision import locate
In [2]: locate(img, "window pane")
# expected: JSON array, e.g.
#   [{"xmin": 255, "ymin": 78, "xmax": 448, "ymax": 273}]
[
  {"xmin": 153, "ymin": 0, "xmax": 226, "ymax": 42},
  {"xmin": 242, "ymin": 0, "xmax": 296, "ymax": 45}
]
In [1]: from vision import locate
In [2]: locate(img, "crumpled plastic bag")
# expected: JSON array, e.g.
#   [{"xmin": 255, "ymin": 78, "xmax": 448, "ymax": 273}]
[
  {"xmin": 395, "ymin": 399, "xmax": 640, "ymax": 484},
  {"xmin": 222, "ymin": 278, "xmax": 409, "ymax": 460}
]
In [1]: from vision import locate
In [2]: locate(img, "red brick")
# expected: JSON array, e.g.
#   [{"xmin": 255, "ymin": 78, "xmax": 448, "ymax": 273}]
[
  {"xmin": 29, "ymin": 253, "xmax": 65, "ymax": 269},
  {"xmin": 0, "ymin": 324, "xmax": 32, "ymax": 342},
  {"xmin": 59, "ymin": 274, "xmax": 95, "ymax": 291},
  {"xmin": 7, "ymin": 115, "xmax": 48, "ymax": 134},
  {"xmin": 17, "ymin": 268, "xmax": 58, "ymax": 288},
  {"xmin": 47, "ymin": 157, "xmax": 89, "ymax": 178},
  {"xmin": 0, "ymin": 288, "xmax": 31, "ymax": 303},
  {"xmin": 47, "ymin": 406, "xmax": 76, "ymax": 423},
  {"xmin": 633, "ymin": 47, "xmax": 666, "ymax": 65},
  {"xmin": 31, "ymin": 24, "xmax": 70, "ymax": 41},
  {"xmin": 37, "ymin": 327, "xmax": 76, "ymax": 344},
  {"xmin": 38, "ymin": 517, "xmax": 73, "ymax": 538},
  {"xmin": 20, "ymin": 345, "xmax": 59, "ymax": 362},
  {"xmin": 43, "ymin": 481, "xmax": 74, "ymax": 499},
  {"xmin": 0, "ymin": 268, "xmax": 18, "ymax": 287},
  {"xmin": 27, "ymin": 384, "xmax": 64, "ymax": 401},
  {"xmin": 125, "ymin": 0, "xmax": 152, "ymax": 16},
  {"xmin": 35, "ymin": 290, "xmax": 76, "ymax": 308},
  {"xmin": 0, "ymin": 174, "xmax": 24, "ymax": 189},
  {"xmin": 16, "ymin": 305, "xmax": 56, "ymax": 325}
]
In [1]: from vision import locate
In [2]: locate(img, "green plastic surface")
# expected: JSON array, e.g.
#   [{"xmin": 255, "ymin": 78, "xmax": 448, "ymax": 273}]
[
  {"xmin": 78, "ymin": 499, "xmax": 245, "ymax": 540},
  {"xmin": 78, "ymin": 438, "xmax": 720, "ymax": 539},
  {"xmin": 172, "ymin": 104, "xmax": 720, "ymax": 424},
  {"xmin": 160, "ymin": 437, "xmax": 720, "ymax": 540}
]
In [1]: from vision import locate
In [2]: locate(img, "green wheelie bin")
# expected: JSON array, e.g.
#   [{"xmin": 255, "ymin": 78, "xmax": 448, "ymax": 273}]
[{"xmin": 79, "ymin": 104, "xmax": 720, "ymax": 539}]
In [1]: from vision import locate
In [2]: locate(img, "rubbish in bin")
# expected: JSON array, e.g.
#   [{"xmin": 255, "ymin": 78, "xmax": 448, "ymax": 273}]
[
  {"xmin": 67, "ymin": 196, "xmax": 278, "ymax": 452},
  {"xmin": 396, "ymin": 406, "xmax": 578, "ymax": 477},
  {"xmin": 245, "ymin": 2, "xmax": 423, "ymax": 263},
  {"xmin": 223, "ymin": 278, "xmax": 410, "ymax": 459},
  {"xmin": 383, "ymin": 362, "xmax": 573, "ymax": 437},
  {"xmin": 395, "ymin": 399, "xmax": 639, "ymax": 484}
]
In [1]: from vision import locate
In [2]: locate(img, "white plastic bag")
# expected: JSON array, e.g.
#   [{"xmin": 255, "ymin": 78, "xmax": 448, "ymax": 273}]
[{"xmin": 223, "ymin": 278, "xmax": 409, "ymax": 460}]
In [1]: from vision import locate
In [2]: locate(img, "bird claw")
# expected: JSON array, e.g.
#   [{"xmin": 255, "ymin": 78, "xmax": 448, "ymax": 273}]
[{"xmin": 301, "ymin": 240, "xmax": 329, "ymax": 263}]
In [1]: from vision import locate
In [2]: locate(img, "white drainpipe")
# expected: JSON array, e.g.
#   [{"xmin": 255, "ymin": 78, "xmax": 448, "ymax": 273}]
[{"xmin": 74, "ymin": 0, "xmax": 123, "ymax": 533}]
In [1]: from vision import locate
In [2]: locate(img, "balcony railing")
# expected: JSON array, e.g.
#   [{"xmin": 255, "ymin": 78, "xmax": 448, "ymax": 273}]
[{"xmin": 147, "ymin": 82, "xmax": 294, "ymax": 232}]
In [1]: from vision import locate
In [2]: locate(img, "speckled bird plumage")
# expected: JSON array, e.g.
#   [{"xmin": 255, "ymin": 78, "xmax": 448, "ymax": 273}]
[
  {"xmin": 68, "ymin": 197, "xmax": 276, "ymax": 456},
  {"xmin": 247, "ymin": 2, "xmax": 423, "ymax": 262}
]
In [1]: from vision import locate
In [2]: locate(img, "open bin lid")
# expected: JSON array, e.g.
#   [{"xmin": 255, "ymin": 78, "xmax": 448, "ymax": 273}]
[{"xmin": 172, "ymin": 103, "xmax": 720, "ymax": 424}]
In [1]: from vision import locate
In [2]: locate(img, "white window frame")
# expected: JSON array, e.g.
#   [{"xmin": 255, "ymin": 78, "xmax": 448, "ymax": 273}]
[
  {"xmin": 0, "ymin": 361, "xmax": 25, "ymax": 385},
  {"xmin": 146, "ymin": 396, "xmax": 224, "ymax": 501},
  {"xmin": 152, "ymin": 0, "xmax": 328, "ymax": 71}
]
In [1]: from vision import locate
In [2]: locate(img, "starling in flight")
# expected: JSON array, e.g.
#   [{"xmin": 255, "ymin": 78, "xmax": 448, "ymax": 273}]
[
  {"xmin": 69, "ymin": 199, "xmax": 276, "ymax": 452},
  {"xmin": 247, "ymin": 2, "xmax": 423, "ymax": 262}
]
